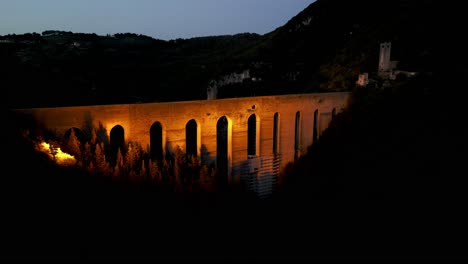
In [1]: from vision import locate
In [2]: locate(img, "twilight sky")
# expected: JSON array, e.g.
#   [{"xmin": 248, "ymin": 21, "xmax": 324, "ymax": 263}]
[{"xmin": 0, "ymin": 0, "xmax": 314, "ymax": 40}]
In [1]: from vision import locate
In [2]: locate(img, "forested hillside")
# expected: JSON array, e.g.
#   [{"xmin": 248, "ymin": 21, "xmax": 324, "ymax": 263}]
[{"xmin": 4, "ymin": 0, "xmax": 460, "ymax": 108}]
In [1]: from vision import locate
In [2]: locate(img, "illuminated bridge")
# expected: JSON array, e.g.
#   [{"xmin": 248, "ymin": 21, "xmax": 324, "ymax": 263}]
[{"xmin": 15, "ymin": 92, "xmax": 350, "ymax": 196}]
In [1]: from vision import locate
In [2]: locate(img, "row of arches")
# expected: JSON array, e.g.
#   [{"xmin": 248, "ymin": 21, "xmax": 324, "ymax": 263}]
[
  {"xmin": 296, "ymin": 108, "xmax": 336, "ymax": 159},
  {"xmin": 65, "ymin": 107, "xmax": 336, "ymax": 175}
]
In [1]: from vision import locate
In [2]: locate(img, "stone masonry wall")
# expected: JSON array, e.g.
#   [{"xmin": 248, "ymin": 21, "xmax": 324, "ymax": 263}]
[{"xmin": 15, "ymin": 92, "xmax": 350, "ymax": 185}]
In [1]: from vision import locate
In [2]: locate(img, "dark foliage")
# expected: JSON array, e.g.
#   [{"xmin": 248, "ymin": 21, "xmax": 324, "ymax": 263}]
[{"xmin": 274, "ymin": 70, "xmax": 467, "ymax": 260}]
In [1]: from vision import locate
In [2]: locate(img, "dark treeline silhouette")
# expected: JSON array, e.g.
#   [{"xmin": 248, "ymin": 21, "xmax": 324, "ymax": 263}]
[
  {"xmin": 274, "ymin": 69, "xmax": 468, "ymax": 260},
  {"xmin": 4, "ymin": 0, "xmax": 465, "ymax": 109}
]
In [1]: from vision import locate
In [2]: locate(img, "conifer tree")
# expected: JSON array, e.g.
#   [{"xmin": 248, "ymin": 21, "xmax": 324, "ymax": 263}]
[
  {"xmin": 149, "ymin": 160, "xmax": 160, "ymax": 183},
  {"xmin": 83, "ymin": 142, "xmax": 92, "ymax": 167},
  {"xmin": 200, "ymin": 165, "xmax": 210, "ymax": 191},
  {"xmin": 64, "ymin": 129, "xmax": 81, "ymax": 159},
  {"xmin": 95, "ymin": 142, "xmax": 110, "ymax": 175},
  {"xmin": 116, "ymin": 147, "xmax": 124, "ymax": 169},
  {"xmin": 141, "ymin": 159, "xmax": 147, "ymax": 179},
  {"xmin": 113, "ymin": 165, "xmax": 120, "ymax": 179},
  {"xmin": 114, "ymin": 148, "xmax": 124, "ymax": 180},
  {"xmin": 87, "ymin": 162, "xmax": 95, "ymax": 175},
  {"xmin": 125, "ymin": 142, "xmax": 138, "ymax": 173},
  {"xmin": 90, "ymin": 128, "xmax": 97, "ymax": 145},
  {"xmin": 173, "ymin": 147, "xmax": 184, "ymax": 187},
  {"xmin": 161, "ymin": 159, "xmax": 171, "ymax": 185}
]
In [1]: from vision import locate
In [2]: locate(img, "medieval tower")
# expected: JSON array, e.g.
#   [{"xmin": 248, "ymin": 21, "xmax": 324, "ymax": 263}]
[{"xmin": 378, "ymin": 42, "xmax": 392, "ymax": 77}]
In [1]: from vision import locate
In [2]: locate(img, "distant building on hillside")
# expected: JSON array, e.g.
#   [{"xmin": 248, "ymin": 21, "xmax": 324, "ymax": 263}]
[
  {"xmin": 378, "ymin": 42, "xmax": 398, "ymax": 79},
  {"xmin": 357, "ymin": 42, "xmax": 418, "ymax": 88},
  {"xmin": 378, "ymin": 42, "xmax": 417, "ymax": 80},
  {"xmin": 207, "ymin": 81, "xmax": 218, "ymax": 100},
  {"xmin": 207, "ymin": 69, "xmax": 251, "ymax": 100},
  {"xmin": 356, "ymin": 73, "xmax": 369, "ymax": 87}
]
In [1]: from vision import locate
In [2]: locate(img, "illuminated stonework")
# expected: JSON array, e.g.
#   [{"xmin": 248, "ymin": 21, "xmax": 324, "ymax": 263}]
[
  {"xmin": 37, "ymin": 142, "xmax": 77, "ymax": 166},
  {"xmin": 15, "ymin": 92, "xmax": 350, "ymax": 187}
]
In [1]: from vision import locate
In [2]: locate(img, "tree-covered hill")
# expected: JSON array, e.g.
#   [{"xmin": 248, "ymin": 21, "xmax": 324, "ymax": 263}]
[{"xmin": 4, "ymin": 0, "xmax": 463, "ymax": 108}]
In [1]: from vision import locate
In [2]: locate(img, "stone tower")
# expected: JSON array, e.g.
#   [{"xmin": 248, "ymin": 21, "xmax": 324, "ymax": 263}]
[
  {"xmin": 378, "ymin": 42, "xmax": 391, "ymax": 76},
  {"xmin": 207, "ymin": 80, "xmax": 217, "ymax": 100}
]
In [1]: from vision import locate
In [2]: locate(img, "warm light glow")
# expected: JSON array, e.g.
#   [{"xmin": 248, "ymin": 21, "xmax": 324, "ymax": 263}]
[{"xmin": 38, "ymin": 142, "xmax": 77, "ymax": 166}]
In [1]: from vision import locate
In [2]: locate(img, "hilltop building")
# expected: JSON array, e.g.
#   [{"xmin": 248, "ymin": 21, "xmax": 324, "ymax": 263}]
[
  {"xmin": 357, "ymin": 42, "xmax": 417, "ymax": 87},
  {"xmin": 356, "ymin": 73, "xmax": 369, "ymax": 87},
  {"xmin": 378, "ymin": 42, "xmax": 398, "ymax": 79},
  {"xmin": 207, "ymin": 69, "xmax": 251, "ymax": 100},
  {"xmin": 378, "ymin": 42, "xmax": 417, "ymax": 80}
]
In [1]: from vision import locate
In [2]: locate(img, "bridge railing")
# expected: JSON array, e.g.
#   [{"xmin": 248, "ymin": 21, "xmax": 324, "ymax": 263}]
[{"xmin": 240, "ymin": 153, "xmax": 281, "ymax": 199}]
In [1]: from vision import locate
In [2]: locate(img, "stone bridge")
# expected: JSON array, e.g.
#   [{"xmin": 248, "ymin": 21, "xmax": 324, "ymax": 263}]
[{"xmin": 15, "ymin": 92, "xmax": 350, "ymax": 188}]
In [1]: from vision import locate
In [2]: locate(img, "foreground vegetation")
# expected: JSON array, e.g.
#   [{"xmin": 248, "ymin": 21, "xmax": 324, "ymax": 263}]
[{"xmin": 4, "ymin": 70, "xmax": 467, "ymax": 260}]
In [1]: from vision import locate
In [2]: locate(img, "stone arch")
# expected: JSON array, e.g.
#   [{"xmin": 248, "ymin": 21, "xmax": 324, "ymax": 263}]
[
  {"xmin": 295, "ymin": 111, "xmax": 302, "ymax": 160},
  {"xmin": 150, "ymin": 121, "xmax": 165, "ymax": 161},
  {"xmin": 110, "ymin": 125, "xmax": 125, "ymax": 164},
  {"xmin": 247, "ymin": 113, "xmax": 260, "ymax": 158},
  {"xmin": 273, "ymin": 112, "xmax": 280, "ymax": 155},
  {"xmin": 217, "ymin": 115, "xmax": 232, "ymax": 184},
  {"xmin": 313, "ymin": 109, "xmax": 319, "ymax": 143},
  {"xmin": 185, "ymin": 119, "xmax": 200, "ymax": 158}
]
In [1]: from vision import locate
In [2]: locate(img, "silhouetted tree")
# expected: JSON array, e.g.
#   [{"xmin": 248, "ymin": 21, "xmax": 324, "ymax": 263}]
[
  {"xmin": 113, "ymin": 148, "xmax": 124, "ymax": 180},
  {"xmin": 125, "ymin": 142, "xmax": 140, "ymax": 174},
  {"xmin": 83, "ymin": 142, "xmax": 92, "ymax": 167},
  {"xmin": 95, "ymin": 142, "xmax": 110, "ymax": 176},
  {"xmin": 149, "ymin": 160, "xmax": 161, "ymax": 183},
  {"xmin": 140, "ymin": 160, "xmax": 147, "ymax": 180},
  {"xmin": 63, "ymin": 129, "xmax": 81, "ymax": 160}
]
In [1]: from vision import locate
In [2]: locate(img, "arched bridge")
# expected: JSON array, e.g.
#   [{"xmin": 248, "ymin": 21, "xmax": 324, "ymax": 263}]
[{"xmin": 15, "ymin": 92, "xmax": 350, "ymax": 192}]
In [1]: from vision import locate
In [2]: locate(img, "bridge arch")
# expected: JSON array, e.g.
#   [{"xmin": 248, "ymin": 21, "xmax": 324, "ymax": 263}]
[
  {"xmin": 150, "ymin": 121, "xmax": 165, "ymax": 161},
  {"xmin": 247, "ymin": 114, "xmax": 260, "ymax": 158},
  {"xmin": 216, "ymin": 115, "xmax": 232, "ymax": 184},
  {"xmin": 295, "ymin": 111, "xmax": 302, "ymax": 160},
  {"xmin": 273, "ymin": 112, "xmax": 280, "ymax": 155},
  {"xmin": 110, "ymin": 125, "xmax": 125, "ymax": 165},
  {"xmin": 313, "ymin": 109, "xmax": 319, "ymax": 143},
  {"xmin": 185, "ymin": 119, "xmax": 200, "ymax": 158}
]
